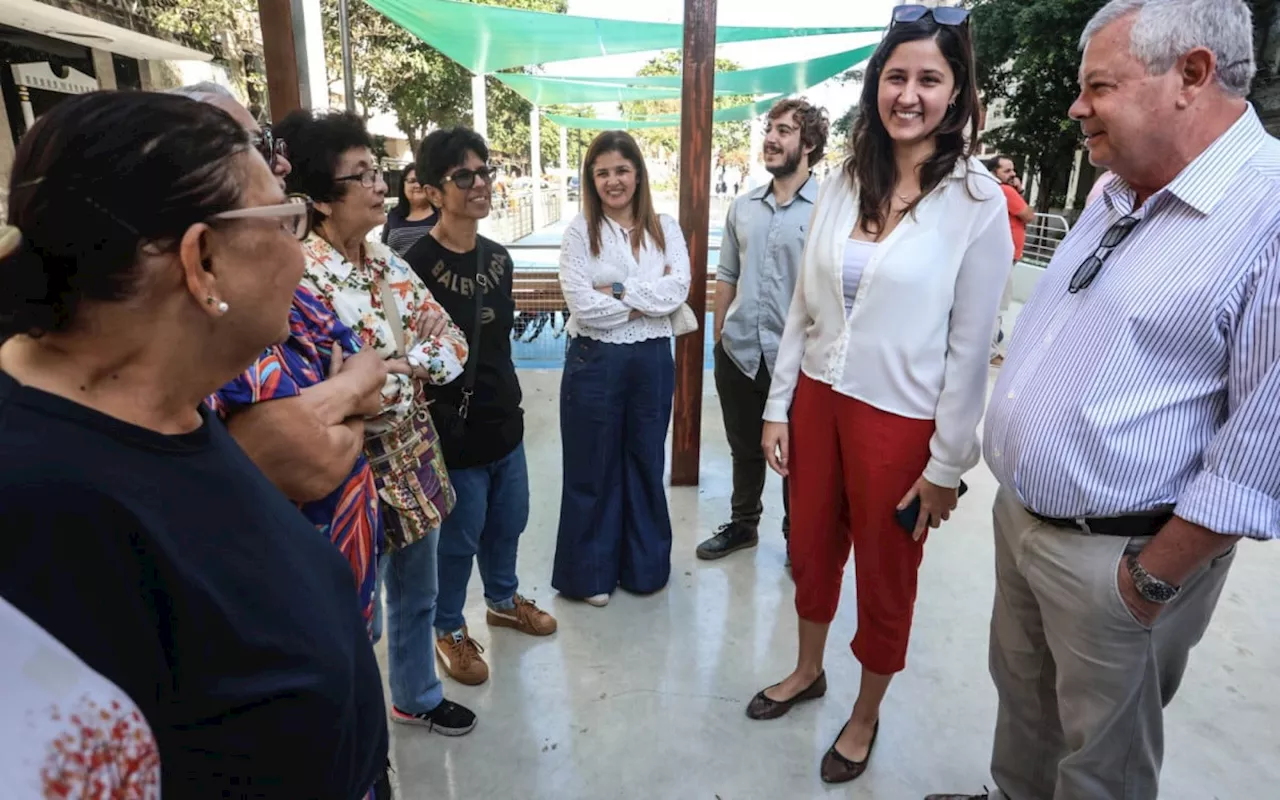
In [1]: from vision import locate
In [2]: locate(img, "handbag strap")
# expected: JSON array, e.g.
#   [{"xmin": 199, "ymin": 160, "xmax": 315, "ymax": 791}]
[
  {"xmin": 377, "ymin": 272, "xmax": 408, "ymax": 356},
  {"xmin": 457, "ymin": 243, "xmax": 486, "ymax": 420}
]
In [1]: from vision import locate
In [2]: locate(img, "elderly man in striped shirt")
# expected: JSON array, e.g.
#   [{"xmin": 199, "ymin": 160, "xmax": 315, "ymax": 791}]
[{"xmin": 929, "ymin": 1, "xmax": 1279, "ymax": 799}]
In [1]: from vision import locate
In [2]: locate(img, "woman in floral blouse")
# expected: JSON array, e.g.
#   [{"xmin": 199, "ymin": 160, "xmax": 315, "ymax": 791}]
[{"xmin": 275, "ymin": 109, "xmax": 476, "ymax": 737}]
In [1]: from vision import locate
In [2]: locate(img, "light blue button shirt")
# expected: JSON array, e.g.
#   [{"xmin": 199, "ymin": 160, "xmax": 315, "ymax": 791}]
[{"xmin": 716, "ymin": 174, "xmax": 819, "ymax": 378}]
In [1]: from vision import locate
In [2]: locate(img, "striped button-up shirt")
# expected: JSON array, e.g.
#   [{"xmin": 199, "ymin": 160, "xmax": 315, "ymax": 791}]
[{"xmin": 984, "ymin": 108, "xmax": 1280, "ymax": 540}]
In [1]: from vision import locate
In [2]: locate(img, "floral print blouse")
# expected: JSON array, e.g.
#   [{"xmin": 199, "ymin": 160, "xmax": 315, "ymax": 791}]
[{"xmin": 299, "ymin": 234, "xmax": 469, "ymax": 434}]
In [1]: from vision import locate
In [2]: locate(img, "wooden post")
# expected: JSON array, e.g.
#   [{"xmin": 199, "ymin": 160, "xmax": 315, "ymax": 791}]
[
  {"xmin": 670, "ymin": 0, "xmax": 717, "ymax": 486},
  {"xmin": 258, "ymin": 0, "xmax": 303, "ymax": 122}
]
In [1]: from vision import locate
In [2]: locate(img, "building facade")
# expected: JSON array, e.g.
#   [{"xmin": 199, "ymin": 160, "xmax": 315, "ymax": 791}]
[{"xmin": 0, "ymin": 0, "xmax": 267, "ymax": 213}]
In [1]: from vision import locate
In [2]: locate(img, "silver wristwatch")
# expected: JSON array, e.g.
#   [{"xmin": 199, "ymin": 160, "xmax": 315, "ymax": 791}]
[{"xmin": 1126, "ymin": 556, "xmax": 1180, "ymax": 604}]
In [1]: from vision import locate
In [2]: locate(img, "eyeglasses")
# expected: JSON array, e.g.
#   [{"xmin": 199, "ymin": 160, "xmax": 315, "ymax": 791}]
[
  {"xmin": 209, "ymin": 194, "xmax": 312, "ymax": 241},
  {"xmin": 441, "ymin": 166, "xmax": 498, "ymax": 190},
  {"xmin": 335, "ymin": 167, "xmax": 385, "ymax": 189},
  {"xmin": 1069, "ymin": 214, "xmax": 1140, "ymax": 293},
  {"xmin": 891, "ymin": 4, "xmax": 970, "ymax": 27},
  {"xmin": 252, "ymin": 127, "xmax": 289, "ymax": 171}
]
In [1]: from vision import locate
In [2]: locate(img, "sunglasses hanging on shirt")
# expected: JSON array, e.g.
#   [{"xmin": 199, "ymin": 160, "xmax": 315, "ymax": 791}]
[{"xmin": 1069, "ymin": 214, "xmax": 1141, "ymax": 293}]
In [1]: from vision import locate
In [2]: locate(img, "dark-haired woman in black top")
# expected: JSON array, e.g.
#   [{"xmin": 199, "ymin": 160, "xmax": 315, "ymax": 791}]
[
  {"xmin": 0, "ymin": 91, "xmax": 388, "ymax": 799},
  {"xmin": 382, "ymin": 163, "xmax": 438, "ymax": 257}
]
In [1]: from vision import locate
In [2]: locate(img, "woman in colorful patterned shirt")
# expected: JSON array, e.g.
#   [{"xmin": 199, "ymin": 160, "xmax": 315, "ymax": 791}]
[{"xmin": 276, "ymin": 109, "xmax": 476, "ymax": 737}]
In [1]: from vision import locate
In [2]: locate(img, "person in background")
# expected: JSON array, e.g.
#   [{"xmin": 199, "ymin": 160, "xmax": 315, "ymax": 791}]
[
  {"xmin": 276, "ymin": 109, "xmax": 478, "ymax": 737},
  {"xmin": 382, "ymin": 163, "xmax": 438, "ymax": 257},
  {"xmin": 552, "ymin": 130, "xmax": 692, "ymax": 607},
  {"xmin": 0, "ymin": 90, "xmax": 388, "ymax": 798},
  {"xmin": 695, "ymin": 97, "xmax": 829, "ymax": 564},
  {"xmin": 167, "ymin": 84, "xmax": 391, "ymax": 639},
  {"xmin": 406, "ymin": 127, "xmax": 558, "ymax": 687},
  {"xmin": 930, "ymin": 1, "xmax": 1279, "ymax": 798},
  {"xmin": 981, "ymin": 154, "xmax": 1034, "ymax": 366},
  {"xmin": 750, "ymin": 5, "xmax": 1012, "ymax": 784}
]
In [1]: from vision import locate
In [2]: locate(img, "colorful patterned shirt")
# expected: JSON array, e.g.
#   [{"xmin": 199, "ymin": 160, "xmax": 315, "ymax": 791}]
[
  {"xmin": 299, "ymin": 234, "xmax": 468, "ymax": 435},
  {"xmin": 208, "ymin": 287, "xmax": 381, "ymax": 632},
  {"xmin": 299, "ymin": 234, "xmax": 467, "ymax": 548}
]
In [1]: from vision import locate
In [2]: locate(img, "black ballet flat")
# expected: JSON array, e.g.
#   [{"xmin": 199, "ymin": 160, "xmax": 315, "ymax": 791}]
[{"xmin": 745, "ymin": 671, "xmax": 827, "ymax": 720}]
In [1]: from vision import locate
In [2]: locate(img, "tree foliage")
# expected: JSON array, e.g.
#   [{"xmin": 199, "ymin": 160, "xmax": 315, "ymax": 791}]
[
  {"xmin": 321, "ymin": 0, "xmax": 567, "ymax": 155},
  {"xmin": 832, "ymin": 105, "xmax": 858, "ymax": 143},
  {"xmin": 971, "ymin": 0, "xmax": 1276, "ymax": 210},
  {"xmin": 969, "ymin": 0, "xmax": 1108, "ymax": 210},
  {"xmin": 620, "ymin": 51, "xmax": 753, "ymax": 160},
  {"xmin": 150, "ymin": 0, "xmax": 262, "ymax": 101}
]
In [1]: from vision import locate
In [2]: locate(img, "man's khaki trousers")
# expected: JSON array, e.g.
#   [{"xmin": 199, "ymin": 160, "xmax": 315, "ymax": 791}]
[{"xmin": 988, "ymin": 487, "xmax": 1234, "ymax": 800}]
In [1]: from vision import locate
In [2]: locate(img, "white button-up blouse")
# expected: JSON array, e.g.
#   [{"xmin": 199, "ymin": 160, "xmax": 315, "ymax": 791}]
[{"xmin": 558, "ymin": 213, "xmax": 692, "ymax": 345}]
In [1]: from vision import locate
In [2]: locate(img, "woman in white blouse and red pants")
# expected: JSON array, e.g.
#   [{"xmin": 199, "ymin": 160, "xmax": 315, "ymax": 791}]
[
  {"xmin": 553, "ymin": 131, "xmax": 691, "ymax": 607},
  {"xmin": 746, "ymin": 7, "xmax": 1013, "ymax": 784}
]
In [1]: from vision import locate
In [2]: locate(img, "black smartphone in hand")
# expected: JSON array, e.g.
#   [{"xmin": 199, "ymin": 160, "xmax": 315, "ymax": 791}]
[{"xmin": 896, "ymin": 480, "xmax": 969, "ymax": 534}]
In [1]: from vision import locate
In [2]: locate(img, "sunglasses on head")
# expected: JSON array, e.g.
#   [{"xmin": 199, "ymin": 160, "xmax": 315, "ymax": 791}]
[
  {"xmin": 442, "ymin": 166, "xmax": 498, "ymax": 191},
  {"xmin": 891, "ymin": 4, "xmax": 970, "ymax": 27},
  {"xmin": 252, "ymin": 127, "xmax": 288, "ymax": 171}
]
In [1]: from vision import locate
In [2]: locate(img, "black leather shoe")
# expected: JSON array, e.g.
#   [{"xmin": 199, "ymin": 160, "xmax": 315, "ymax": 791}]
[
  {"xmin": 746, "ymin": 671, "xmax": 826, "ymax": 720},
  {"xmin": 821, "ymin": 719, "xmax": 879, "ymax": 783},
  {"xmin": 696, "ymin": 522, "xmax": 759, "ymax": 560}
]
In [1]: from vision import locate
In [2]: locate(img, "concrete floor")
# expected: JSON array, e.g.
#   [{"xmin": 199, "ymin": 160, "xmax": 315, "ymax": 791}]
[{"xmin": 378, "ymin": 368, "xmax": 1280, "ymax": 800}]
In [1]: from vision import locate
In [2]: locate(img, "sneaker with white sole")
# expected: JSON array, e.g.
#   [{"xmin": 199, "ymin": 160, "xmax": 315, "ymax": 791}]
[
  {"xmin": 585, "ymin": 593, "xmax": 610, "ymax": 607},
  {"xmin": 486, "ymin": 594, "xmax": 557, "ymax": 636},
  {"xmin": 391, "ymin": 700, "xmax": 476, "ymax": 736},
  {"xmin": 435, "ymin": 627, "xmax": 488, "ymax": 685}
]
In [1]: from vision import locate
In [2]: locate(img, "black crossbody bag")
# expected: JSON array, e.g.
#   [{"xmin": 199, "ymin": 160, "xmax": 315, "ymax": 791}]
[{"xmin": 429, "ymin": 244, "xmax": 485, "ymax": 451}]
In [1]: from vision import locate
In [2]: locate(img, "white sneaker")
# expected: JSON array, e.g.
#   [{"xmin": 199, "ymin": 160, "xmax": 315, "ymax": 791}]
[{"xmin": 585, "ymin": 593, "xmax": 610, "ymax": 607}]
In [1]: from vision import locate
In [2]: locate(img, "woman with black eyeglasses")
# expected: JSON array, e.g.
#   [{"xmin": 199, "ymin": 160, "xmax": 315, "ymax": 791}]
[
  {"xmin": 382, "ymin": 164, "xmax": 439, "ymax": 257},
  {"xmin": 403, "ymin": 127, "xmax": 558, "ymax": 691},
  {"xmin": 274, "ymin": 109, "xmax": 480, "ymax": 737}
]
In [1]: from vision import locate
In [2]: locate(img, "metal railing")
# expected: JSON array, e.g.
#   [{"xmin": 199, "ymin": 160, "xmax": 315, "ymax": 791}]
[
  {"xmin": 1023, "ymin": 213, "xmax": 1071, "ymax": 268},
  {"xmin": 501, "ymin": 210, "xmax": 1073, "ymax": 368},
  {"xmin": 487, "ymin": 191, "xmax": 563, "ymax": 243}
]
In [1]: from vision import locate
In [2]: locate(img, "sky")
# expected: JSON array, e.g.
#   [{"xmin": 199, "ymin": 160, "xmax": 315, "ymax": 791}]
[{"xmin": 542, "ymin": 0, "xmax": 899, "ymax": 123}]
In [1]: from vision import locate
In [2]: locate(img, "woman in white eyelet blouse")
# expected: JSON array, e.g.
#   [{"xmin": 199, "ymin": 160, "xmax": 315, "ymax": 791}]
[{"xmin": 552, "ymin": 130, "xmax": 691, "ymax": 607}]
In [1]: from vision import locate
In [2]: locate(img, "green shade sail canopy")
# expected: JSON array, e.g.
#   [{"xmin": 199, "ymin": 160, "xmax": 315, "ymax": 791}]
[
  {"xmin": 494, "ymin": 43, "xmax": 878, "ymax": 105},
  {"xmin": 546, "ymin": 95, "xmax": 785, "ymax": 130},
  {"xmin": 365, "ymin": 0, "xmax": 883, "ymax": 74}
]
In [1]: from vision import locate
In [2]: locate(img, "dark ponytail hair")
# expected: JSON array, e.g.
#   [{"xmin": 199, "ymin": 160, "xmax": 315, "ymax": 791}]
[
  {"xmin": 0, "ymin": 91, "xmax": 250, "ymax": 339},
  {"xmin": 391, "ymin": 164, "xmax": 416, "ymax": 219},
  {"xmin": 846, "ymin": 15, "xmax": 981, "ymax": 237}
]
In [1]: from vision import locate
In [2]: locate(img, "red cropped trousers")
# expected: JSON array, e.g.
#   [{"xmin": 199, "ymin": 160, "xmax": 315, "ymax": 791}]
[{"xmin": 788, "ymin": 373, "xmax": 936, "ymax": 675}]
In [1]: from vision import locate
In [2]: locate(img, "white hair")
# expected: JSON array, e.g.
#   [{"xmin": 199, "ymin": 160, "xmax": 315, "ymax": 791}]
[
  {"xmin": 168, "ymin": 82, "xmax": 240, "ymax": 104},
  {"xmin": 1080, "ymin": 0, "xmax": 1256, "ymax": 97}
]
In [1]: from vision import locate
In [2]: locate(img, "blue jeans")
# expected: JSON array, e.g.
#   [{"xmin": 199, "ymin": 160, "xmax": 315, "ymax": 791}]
[
  {"xmin": 552, "ymin": 337, "xmax": 674, "ymax": 598},
  {"xmin": 372, "ymin": 527, "xmax": 443, "ymax": 715},
  {"xmin": 434, "ymin": 441, "xmax": 529, "ymax": 634}
]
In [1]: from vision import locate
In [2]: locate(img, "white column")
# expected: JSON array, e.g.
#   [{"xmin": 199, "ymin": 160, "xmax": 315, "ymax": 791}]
[
  {"xmin": 1064, "ymin": 148, "xmax": 1084, "ymax": 211},
  {"xmin": 293, "ymin": 0, "xmax": 329, "ymax": 109},
  {"xmin": 17, "ymin": 87, "xmax": 35, "ymax": 131},
  {"xmin": 748, "ymin": 112, "xmax": 765, "ymax": 189},
  {"xmin": 90, "ymin": 48, "xmax": 116, "ymax": 90},
  {"xmin": 531, "ymin": 104, "xmax": 544, "ymax": 231},
  {"xmin": 472, "ymin": 73, "xmax": 487, "ymax": 140},
  {"xmin": 559, "ymin": 124, "xmax": 569, "ymax": 214}
]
